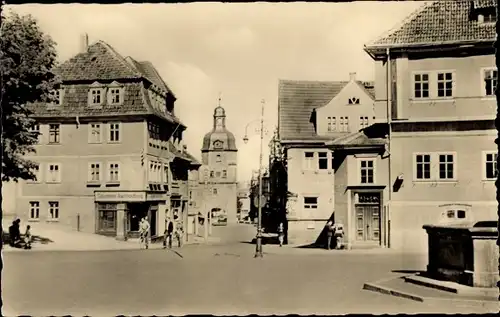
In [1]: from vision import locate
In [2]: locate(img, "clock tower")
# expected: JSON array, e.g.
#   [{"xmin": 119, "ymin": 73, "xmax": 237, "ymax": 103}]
[{"xmin": 200, "ymin": 100, "xmax": 238, "ymax": 225}]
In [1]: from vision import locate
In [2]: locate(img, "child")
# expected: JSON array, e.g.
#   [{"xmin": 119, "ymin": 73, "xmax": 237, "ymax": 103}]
[
  {"xmin": 24, "ymin": 225, "xmax": 32, "ymax": 250},
  {"xmin": 278, "ymin": 223, "xmax": 284, "ymax": 247}
]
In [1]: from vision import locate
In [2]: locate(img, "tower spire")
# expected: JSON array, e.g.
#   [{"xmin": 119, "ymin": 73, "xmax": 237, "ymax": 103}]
[{"xmin": 218, "ymin": 92, "xmax": 222, "ymax": 107}]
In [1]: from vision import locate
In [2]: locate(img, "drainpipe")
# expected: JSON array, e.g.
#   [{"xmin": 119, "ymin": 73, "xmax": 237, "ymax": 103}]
[{"xmin": 386, "ymin": 47, "xmax": 392, "ymax": 249}]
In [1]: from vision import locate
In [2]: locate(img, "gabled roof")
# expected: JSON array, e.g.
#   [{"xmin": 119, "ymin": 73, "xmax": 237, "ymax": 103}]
[
  {"xmin": 365, "ymin": 0, "xmax": 497, "ymax": 50},
  {"xmin": 278, "ymin": 79, "xmax": 375, "ymax": 142},
  {"xmin": 125, "ymin": 57, "xmax": 175, "ymax": 98},
  {"xmin": 56, "ymin": 41, "xmax": 142, "ymax": 81}
]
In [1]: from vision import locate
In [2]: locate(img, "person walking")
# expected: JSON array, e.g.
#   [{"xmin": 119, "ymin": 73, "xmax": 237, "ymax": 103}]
[
  {"xmin": 326, "ymin": 221, "xmax": 334, "ymax": 250},
  {"xmin": 175, "ymin": 221, "xmax": 183, "ymax": 248},
  {"xmin": 24, "ymin": 225, "xmax": 32, "ymax": 250},
  {"xmin": 278, "ymin": 222, "xmax": 284, "ymax": 247},
  {"xmin": 139, "ymin": 217, "xmax": 150, "ymax": 249},
  {"xmin": 164, "ymin": 219, "xmax": 174, "ymax": 249}
]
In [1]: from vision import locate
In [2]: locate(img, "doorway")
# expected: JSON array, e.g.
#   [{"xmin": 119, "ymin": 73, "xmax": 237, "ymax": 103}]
[
  {"xmin": 149, "ymin": 206, "xmax": 157, "ymax": 237},
  {"xmin": 128, "ymin": 203, "xmax": 149, "ymax": 237},
  {"xmin": 355, "ymin": 205, "xmax": 380, "ymax": 242}
]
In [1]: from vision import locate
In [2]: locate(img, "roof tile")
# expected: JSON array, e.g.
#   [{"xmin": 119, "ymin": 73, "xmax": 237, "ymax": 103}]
[{"xmin": 366, "ymin": 0, "xmax": 497, "ymax": 48}]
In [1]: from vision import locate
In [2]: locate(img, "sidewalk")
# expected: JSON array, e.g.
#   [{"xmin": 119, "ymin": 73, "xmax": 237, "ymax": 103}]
[{"xmin": 261, "ymin": 243, "xmax": 414, "ymax": 256}]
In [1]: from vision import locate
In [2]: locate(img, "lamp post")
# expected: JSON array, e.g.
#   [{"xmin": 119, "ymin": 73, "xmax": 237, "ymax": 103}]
[{"xmin": 243, "ymin": 99, "xmax": 266, "ymax": 258}]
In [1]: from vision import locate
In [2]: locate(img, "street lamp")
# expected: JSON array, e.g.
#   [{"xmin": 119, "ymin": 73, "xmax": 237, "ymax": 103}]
[{"xmin": 242, "ymin": 99, "xmax": 267, "ymax": 258}]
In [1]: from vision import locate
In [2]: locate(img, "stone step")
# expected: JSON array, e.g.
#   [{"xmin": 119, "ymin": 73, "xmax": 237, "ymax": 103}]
[{"xmin": 403, "ymin": 274, "xmax": 498, "ymax": 297}]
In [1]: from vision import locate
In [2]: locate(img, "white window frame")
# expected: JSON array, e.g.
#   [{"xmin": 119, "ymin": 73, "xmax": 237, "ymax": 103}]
[
  {"xmin": 107, "ymin": 162, "xmax": 121, "ymax": 183},
  {"xmin": 358, "ymin": 158, "xmax": 376, "ymax": 184},
  {"xmin": 29, "ymin": 201, "xmax": 40, "ymax": 220},
  {"xmin": 482, "ymin": 151, "xmax": 498, "ymax": 181},
  {"xmin": 413, "ymin": 153, "xmax": 432, "ymax": 181},
  {"xmin": 48, "ymin": 123, "xmax": 61, "ymax": 144},
  {"xmin": 88, "ymin": 162, "xmax": 102, "ymax": 183},
  {"xmin": 88, "ymin": 123, "xmax": 102, "ymax": 144},
  {"xmin": 108, "ymin": 122, "xmax": 121, "ymax": 143},
  {"xmin": 437, "ymin": 152, "xmax": 457, "ymax": 181},
  {"xmin": 107, "ymin": 82, "xmax": 124, "ymax": 105},
  {"xmin": 412, "ymin": 72, "xmax": 430, "ymax": 99},
  {"xmin": 327, "ymin": 116, "xmax": 336, "ymax": 132},
  {"xmin": 436, "ymin": 71, "xmax": 455, "ymax": 99},
  {"xmin": 216, "ymin": 154, "xmax": 222, "ymax": 163},
  {"xmin": 49, "ymin": 88, "xmax": 63, "ymax": 106},
  {"xmin": 29, "ymin": 123, "xmax": 41, "ymax": 143},
  {"xmin": 359, "ymin": 116, "xmax": 369, "ymax": 130},
  {"xmin": 303, "ymin": 196, "xmax": 318, "ymax": 209},
  {"xmin": 412, "ymin": 152, "xmax": 457, "ymax": 182},
  {"xmin": 481, "ymin": 67, "xmax": 497, "ymax": 98},
  {"xmin": 303, "ymin": 151, "xmax": 315, "ymax": 170},
  {"xmin": 48, "ymin": 201, "xmax": 59, "ymax": 221},
  {"xmin": 46, "ymin": 163, "xmax": 61, "ymax": 183},
  {"xmin": 88, "ymin": 84, "xmax": 104, "ymax": 106},
  {"xmin": 222, "ymin": 170, "xmax": 227, "ymax": 178}
]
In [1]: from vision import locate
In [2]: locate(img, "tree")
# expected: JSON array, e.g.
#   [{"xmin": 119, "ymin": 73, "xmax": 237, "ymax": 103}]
[{"xmin": 1, "ymin": 11, "xmax": 60, "ymax": 183}]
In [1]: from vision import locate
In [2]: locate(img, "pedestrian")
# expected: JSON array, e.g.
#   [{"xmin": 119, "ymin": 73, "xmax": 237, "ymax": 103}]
[
  {"xmin": 164, "ymin": 218, "xmax": 174, "ymax": 249},
  {"xmin": 139, "ymin": 217, "xmax": 150, "ymax": 249},
  {"xmin": 334, "ymin": 223, "xmax": 344, "ymax": 250},
  {"xmin": 278, "ymin": 222, "xmax": 284, "ymax": 247},
  {"xmin": 24, "ymin": 225, "xmax": 32, "ymax": 250},
  {"xmin": 175, "ymin": 221, "xmax": 183, "ymax": 248},
  {"xmin": 9, "ymin": 219, "xmax": 22, "ymax": 248},
  {"xmin": 326, "ymin": 221, "xmax": 334, "ymax": 250}
]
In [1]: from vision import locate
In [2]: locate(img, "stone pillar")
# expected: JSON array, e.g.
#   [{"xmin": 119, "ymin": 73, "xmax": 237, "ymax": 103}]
[{"xmin": 116, "ymin": 203, "xmax": 127, "ymax": 241}]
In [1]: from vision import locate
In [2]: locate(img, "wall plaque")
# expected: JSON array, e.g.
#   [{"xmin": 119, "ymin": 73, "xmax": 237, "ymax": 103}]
[{"xmin": 95, "ymin": 191, "xmax": 146, "ymax": 202}]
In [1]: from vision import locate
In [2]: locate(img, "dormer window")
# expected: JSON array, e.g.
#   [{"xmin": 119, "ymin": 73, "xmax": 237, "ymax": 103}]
[
  {"xmin": 107, "ymin": 81, "xmax": 123, "ymax": 105},
  {"xmin": 49, "ymin": 89, "xmax": 63, "ymax": 105},
  {"xmin": 348, "ymin": 97, "xmax": 360, "ymax": 105},
  {"xmin": 91, "ymin": 89, "xmax": 102, "ymax": 104}
]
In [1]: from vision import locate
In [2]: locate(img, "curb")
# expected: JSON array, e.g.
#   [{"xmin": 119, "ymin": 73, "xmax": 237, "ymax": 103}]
[{"xmin": 363, "ymin": 281, "xmax": 424, "ymax": 302}]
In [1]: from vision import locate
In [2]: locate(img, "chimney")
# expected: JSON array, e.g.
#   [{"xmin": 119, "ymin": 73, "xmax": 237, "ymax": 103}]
[
  {"xmin": 349, "ymin": 72, "xmax": 356, "ymax": 81},
  {"xmin": 80, "ymin": 33, "xmax": 89, "ymax": 53}
]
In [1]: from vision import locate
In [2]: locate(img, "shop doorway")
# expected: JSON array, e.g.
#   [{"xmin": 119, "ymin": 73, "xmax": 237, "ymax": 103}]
[
  {"xmin": 149, "ymin": 206, "xmax": 157, "ymax": 237},
  {"xmin": 127, "ymin": 203, "xmax": 149, "ymax": 237}
]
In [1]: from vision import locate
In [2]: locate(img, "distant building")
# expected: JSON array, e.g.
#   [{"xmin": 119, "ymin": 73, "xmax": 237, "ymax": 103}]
[
  {"xmin": 278, "ymin": 73, "xmax": 388, "ymax": 248},
  {"xmin": 364, "ymin": 0, "xmax": 497, "ymax": 252},
  {"xmin": 13, "ymin": 38, "xmax": 200, "ymax": 240},
  {"xmin": 200, "ymin": 104, "xmax": 238, "ymax": 225}
]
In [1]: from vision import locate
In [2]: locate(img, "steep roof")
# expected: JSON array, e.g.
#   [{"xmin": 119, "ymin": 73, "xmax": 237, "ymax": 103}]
[
  {"xmin": 56, "ymin": 41, "xmax": 142, "ymax": 81},
  {"xmin": 365, "ymin": 0, "xmax": 497, "ymax": 50},
  {"xmin": 125, "ymin": 57, "xmax": 175, "ymax": 97},
  {"xmin": 278, "ymin": 79, "xmax": 375, "ymax": 142}
]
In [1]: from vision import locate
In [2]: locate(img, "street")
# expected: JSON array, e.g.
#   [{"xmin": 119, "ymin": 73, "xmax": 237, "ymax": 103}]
[{"xmin": 2, "ymin": 224, "xmax": 496, "ymax": 315}]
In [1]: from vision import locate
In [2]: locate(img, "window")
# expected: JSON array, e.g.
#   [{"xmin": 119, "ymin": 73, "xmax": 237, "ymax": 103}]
[
  {"xmin": 29, "ymin": 164, "xmax": 41, "ymax": 182},
  {"xmin": 303, "ymin": 152, "xmax": 315, "ymax": 170},
  {"xmin": 47, "ymin": 163, "xmax": 61, "ymax": 183},
  {"xmin": 413, "ymin": 73, "xmax": 429, "ymax": 99},
  {"xmin": 108, "ymin": 122, "xmax": 120, "ymax": 142},
  {"xmin": 108, "ymin": 163, "xmax": 120, "ymax": 183},
  {"xmin": 48, "ymin": 201, "xmax": 59, "ymax": 220},
  {"xmin": 359, "ymin": 116, "xmax": 369, "ymax": 130},
  {"xmin": 29, "ymin": 124, "xmax": 40, "ymax": 143},
  {"xmin": 457, "ymin": 210, "xmax": 466, "ymax": 219},
  {"xmin": 438, "ymin": 154, "xmax": 455, "ymax": 180},
  {"xmin": 210, "ymin": 171, "xmax": 214, "ymax": 178},
  {"xmin": 88, "ymin": 123, "xmax": 102, "ymax": 143},
  {"xmin": 348, "ymin": 97, "xmax": 360, "ymax": 105},
  {"xmin": 49, "ymin": 89, "xmax": 62, "ymax": 105},
  {"xmin": 483, "ymin": 68, "xmax": 497, "ymax": 97},
  {"xmin": 415, "ymin": 154, "xmax": 431, "ymax": 180},
  {"xmin": 303, "ymin": 197, "xmax": 318, "ymax": 209},
  {"xmin": 484, "ymin": 152, "xmax": 498, "ymax": 180},
  {"xmin": 222, "ymin": 170, "xmax": 227, "ymax": 178},
  {"xmin": 213, "ymin": 188, "xmax": 218, "ymax": 195},
  {"xmin": 339, "ymin": 117, "xmax": 349, "ymax": 132},
  {"xmin": 88, "ymin": 163, "xmax": 101, "ymax": 182},
  {"xmin": 29, "ymin": 201, "xmax": 40, "ymax": 220},
  {"xmin": 109, "ymin": 88, "xmax": 122, "ymax": 105},
  {"xmin": 437, "ymin": 72, "xmax": 454, "ymax": 98},
  {"xmin": 327, "ymin": 117, "xmax": 336, "ymax": 132},
  {"xmin": 90, "ymin": 89, "xmax": 102, "ymax": 105},
  {"xmin": 216, "ymin": 154, "xmax": 222, "ymax": 163},
  {"xmin": 360, "ymin": 159, "xmax": 375, "ymax": 184},
  {"xmin": 318, "ymin": 152, "xmax": 328, "ymax": 170},
  {"xmin": 48, "ymin": 124, "xmax": 60, "ymax": 144}
]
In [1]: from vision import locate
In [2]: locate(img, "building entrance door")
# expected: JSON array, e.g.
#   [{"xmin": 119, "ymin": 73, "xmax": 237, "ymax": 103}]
[
  {"xmin": 355, "ymin": 205, "xmax": 380, "ymax": 242},
  {"xmin": 149, "ymin": 206, "xmax": 157, "ymax": 237}
]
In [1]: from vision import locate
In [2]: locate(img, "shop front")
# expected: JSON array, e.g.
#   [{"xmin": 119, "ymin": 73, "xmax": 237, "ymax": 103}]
[{"xmin": 94, "ymin": 191, "xmax": 168, "ymax": 240}]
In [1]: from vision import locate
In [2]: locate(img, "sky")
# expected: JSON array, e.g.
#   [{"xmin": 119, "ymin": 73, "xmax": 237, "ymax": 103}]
[{"xmin": 8, "ymin": 2, "xmax": 424, "ymax": 184}]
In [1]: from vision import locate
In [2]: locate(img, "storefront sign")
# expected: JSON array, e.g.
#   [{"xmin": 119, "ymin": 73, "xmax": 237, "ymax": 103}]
[
  {"xmin": 95, "ymin": 191, "xmax": 146, "ymax": 202},
  {"xmin": 146, "ymin": 193, "xmax": 167, "ymax": 201}
]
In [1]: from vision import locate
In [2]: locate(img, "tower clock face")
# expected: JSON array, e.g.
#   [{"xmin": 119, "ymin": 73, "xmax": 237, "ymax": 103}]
[{"xmin": 213, "ymin": 140, "xmax": 223, "ymax": 149}]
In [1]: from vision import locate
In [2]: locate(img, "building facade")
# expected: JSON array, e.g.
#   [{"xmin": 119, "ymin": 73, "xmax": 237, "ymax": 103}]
[
  {"xmin": 364, "ymin": 0, "xmax": 497, "ymax": 252},
  {"xmin": 15, "ymin": 39, "xmax": 200, "ymax": 241},
  {"xmin": 200, "ymin": 105, "xmax": 238, "ymax": 225},
  {"xmin": 278, "ymin": 73, "xmax": 389, "ymax": 248}
]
